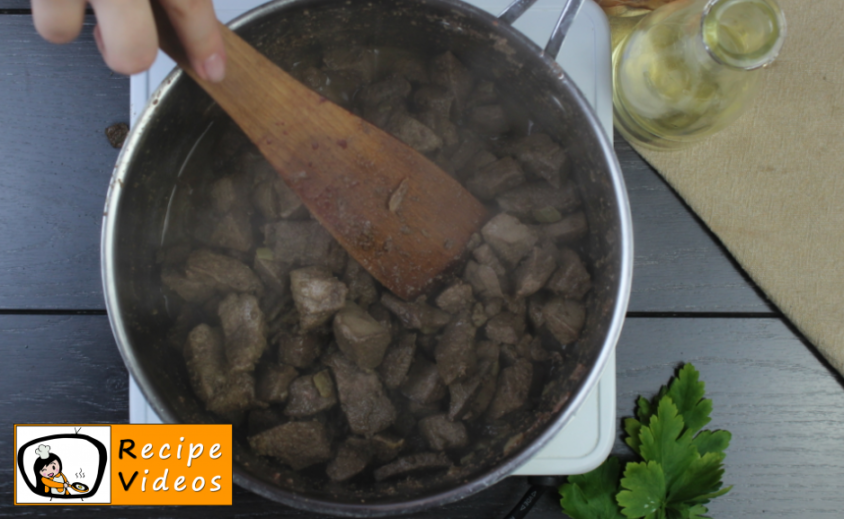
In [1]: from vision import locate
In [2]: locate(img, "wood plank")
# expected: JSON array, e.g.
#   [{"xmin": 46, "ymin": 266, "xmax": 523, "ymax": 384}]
[
  {"xmin": 617, "ymin": 137, "xmax": 775, "ymax": 313},
  {"xmin": 614, "ymin": 317, "xmax": 844, "ymax": 518},
  {"xmin": 0, "ymin": 16, "xmax": 126, "ymax": 310},
  {"xmin": 0, "ymin": 1, "xmax": 31, "ymax": 9}
]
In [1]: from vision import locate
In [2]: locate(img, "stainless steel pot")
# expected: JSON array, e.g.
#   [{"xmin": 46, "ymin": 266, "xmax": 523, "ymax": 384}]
[{"xmin": 101, "ymin": 0, "xmax": 632, "ymax": 515}]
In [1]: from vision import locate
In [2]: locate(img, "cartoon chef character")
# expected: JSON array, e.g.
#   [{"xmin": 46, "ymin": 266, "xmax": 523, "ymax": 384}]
[{"xmin": 33, "ymin": 444, "xmax": 69, "ymax": 496}]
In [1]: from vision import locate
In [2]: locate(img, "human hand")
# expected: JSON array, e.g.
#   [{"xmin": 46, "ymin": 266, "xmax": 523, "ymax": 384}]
[{"xmin": 31, "ymin": 0, "xmax": 226, "ymax": 82}]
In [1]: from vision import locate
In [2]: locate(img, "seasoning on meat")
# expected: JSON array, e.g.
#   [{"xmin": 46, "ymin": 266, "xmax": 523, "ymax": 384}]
[
  {"xmin": 255, "ymin": 363, "xmax": 299, "ymax": 404},
  {"xmin": 275, "ymin": 331, "xmax": 322, "ymax": 368},
  {"xmin": 326, "ymin": 352, "xmax": 396, "ymax": 437},
  {"xmin": 184, "ymin": 324, "xmax": 227, "ymax": 404},
  {"xmin": 290, "ymin": 266, "xmax": 349, "ymax": 332},
  {"xmin": 373, "ymin": 452, "xmax": 453, "ymax": 482},
  {"xmin": 378, "ymin": 333, "xmax": 417, "ymax": 389},
  {"xmin": 546, "ymin": 248, "xmax": 592, "ymax": 300},
  {"xmin": 327, "ymin": 437, "xmax": 373, "ymax": 482},
  {"xmin": 380, "ymin": 293, "xmax": 451, "ymax": 333},
  {"xmin": 248, "ymin": 421, "xmax": 332, "ymax": 470},
  {"xmin": 400, "ymin": 357, "xmax": 447, "ymax": 405},
  {"xmin": 333, "ymin": 302, "xmax": 392, "ymax": 369},
  {"xmin": 480, "ymin": 213, "xmax": 539, "ymax": 267},
  {"xmin": 434, "ymin": 312, "xmax": 477, "ymax": 385},
  {"xmin": 486, "ymin": 358, "xmax": 533, "ymax": 421},
  {"xmin": 284, "ymin": 371, "xmax": 337, "ymax": 417},
  {"xmin": 514, "ymin": 245, "xmax": 558, "ymax": 298},
  {"xmin": 218, "ymin": 293, "xmax": 267, "ymax": 372},
  {"xmin": 542, "ymin": 298, "xmax": 586, "ymax": 345},
  {"xmin": 418, "ymin": 414, "xmax": 468, "ymax": 450}
]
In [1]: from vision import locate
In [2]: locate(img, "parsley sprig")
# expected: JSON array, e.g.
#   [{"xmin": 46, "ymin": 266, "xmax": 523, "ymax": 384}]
[{"xmin": 559, "ymin": 364, "xmax": 731, "ymax": 519}]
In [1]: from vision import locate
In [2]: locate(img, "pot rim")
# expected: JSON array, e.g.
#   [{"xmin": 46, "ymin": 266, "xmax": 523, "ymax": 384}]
[{"xmin": 101, "ymin": 0, "xmax": 633, "ymax": 515}]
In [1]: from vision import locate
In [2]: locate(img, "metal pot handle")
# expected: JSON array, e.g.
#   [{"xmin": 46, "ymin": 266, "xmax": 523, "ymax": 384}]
[{"xmin": 498, "ymin": 0, "xmax": 585, "ymax": 59}]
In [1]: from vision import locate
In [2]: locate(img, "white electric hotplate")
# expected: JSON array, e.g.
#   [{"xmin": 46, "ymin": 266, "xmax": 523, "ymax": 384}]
[{"xmin": 128, "ymin": 0, "xmax": 616, "ymax": 476}]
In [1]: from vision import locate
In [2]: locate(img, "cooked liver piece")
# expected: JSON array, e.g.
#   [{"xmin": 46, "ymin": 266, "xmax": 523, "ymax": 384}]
[
  {"xmin": 253, "ymin": 252, "xmax": 291, "ymax": 295},
  {"xmin": 463, "ymin": 260, "xmax": 504, "ymax": 300},
  {"xmin": 495, "ymin": 182, "xmax": 580, "ymax": 222},
  {"xmin": 248, "ymin": 421, "xmax": 333, "ymax": 470},
  {"xmin": 541, "ymin": 212, "xmax": 589, "ymax": 244},
  {"xmin": 325, "ymin": 352, "xmax": 396, "ymax": 437},
  {"xmin": 514, "ymin": 245, "xmax": 558, "ymax": 298},
  {"xmin": 434, "ymin": 312, "xmax": 477, "ymax": 385},
  {"xmin": 429, "ymin": 51, "xmax": 474, "ymax": 108},
  {"xmin": 502, "ymin": 133, "xmax": 568, "ymax": 188},
  {"xmin": 207, "ymin": 370, "xmax": 256, "ymax": 416},
  {"xmin": 542, "ymin": 297, "xmax": 586, "ymax": 345},
  {"xmin": 435, "ymin": 281, "xmax": 475, "ymax": 314},
  {"xmin": 218, "ymin": 293, "xmax": 267, "ymax": 372},
  {"xmin": 480, "ymin": 213, "xmax": 539, "ymax": 267},
  {"xmin": 185, "ymin": 249, "xmax": 263, "ymax": 295},
  {"xmin": 413, "ymin": 85, "xmax": 454, "ymax": 119},
  {"xmin": 380, "ymin": 293, "xmax": 451, "ymax": 333},
  {"xmin": 284, "ymin": 371, "xmax": 337, "ymax": 417},
  {"xmin": 401, "ymin": 357, "xmax": 447, "ymax": 404},
  {"xmin": 209, "ymin": 210, "xmax": 254, "ymax": 252},
  {"xmin": 290, "ymin": 266, "xmax": 349, "ymax": 332},
  {"xmin": 468, "ymin": 104, "xmax": 510, "ymax": 136},
  {"xmin": 255, "ymin": 363, "xmax": 299, "ymax": 404},
  {"xmin": 263, "ymin": 221, "xmax": 346, "ymax": 274},
  {"xmin": 378, "ymin": 333, "xmax": 417, "ymax": 389},
  {"xmin": 546, "ymin": 248, "xmax": 592, "ymax": 300},
  {"xmin": 343, "ymin": 259, "xmax": 379, "ymax": 308},
  {"xmin": 387, "ymin": 112, "xmax": 443, "ymax": 154},
  {"xmin": 373, "ymin": 452, "xmax": 453, "ymax": 482},
  {"xmin": 184, "ymin": 324, "xmax": 227, "ymax": 404},
  {"xmin": 419, "ymin": 414, "xmax": 469, "ymax": 450},
  {"xmin": 276, "ymin": 331, "xmax": 322, "ymax": 368},
  {"xmin": 485, "ymin": 311, "xmax": 526, "ymax": 345},
  {"xmin": 333, "ymin": 302, "xmax": 391, "ymax": 369},
  {"xmin": 466, "ymin": 157, "xmax": 526, "ymax": 201},
  {"xmin": 486, "ymin": 358, "xmax": 533, "ymax": 421},
  {"xmin": 326, "ymin": 437, "xmax": 373, "ymax": 482}
]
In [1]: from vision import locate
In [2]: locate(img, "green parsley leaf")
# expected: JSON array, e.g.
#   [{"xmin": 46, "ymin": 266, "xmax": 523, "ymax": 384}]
[
  {"xmin": 559, "ymin": 457, "xmax": 626, "ymax": 519},
  {"xmin": 664, "ymin": 364, "xmax": 712, "ymax": 434},
  {"xmin": 638, "ymin": 398, "xmax": 697, "ymax": 495},
  {"xmin": 691, "ymin": 429, "xmax": 731, "ymax": 457},
  {"xmin": 624, "ymin": 417, "xmax": 645, "ymax": 455},
  {"xmin": 617, "ymin": 461, "xmax": 666, "ymax": 518}
]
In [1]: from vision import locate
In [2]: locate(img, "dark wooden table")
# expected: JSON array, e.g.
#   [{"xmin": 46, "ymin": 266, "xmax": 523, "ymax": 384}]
[{"xmin": 2, "ymin": 5, "xmax": 843, "ymax": 518}]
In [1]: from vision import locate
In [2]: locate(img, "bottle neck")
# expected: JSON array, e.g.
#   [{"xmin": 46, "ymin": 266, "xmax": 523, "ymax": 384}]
[{"xmin": 701, "ymin": 0, "xmax": 786, "ymax": 70}]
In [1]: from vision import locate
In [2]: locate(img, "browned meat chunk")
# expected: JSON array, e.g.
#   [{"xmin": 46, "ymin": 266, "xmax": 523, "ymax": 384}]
[
  {"xmin": 414, "ymin": 85, "xmax": 454, "ymax": 119},
  {"xmin": 472, "ymin": 243, "xmax": 509, "ymax": 282},
  {"xmin": 468, "ymin": 104, "xmax": 510, "ymax": 136},
  {"xmin": 435, "ymin": 281, "xmax": 475, "ymax": 314},
  {"xmin": 378, "ymin": 333, "xmax": 417, "ymax": 389},
  {"xmin": 547, "ymin": 248, "xmax": 592, "ymax": 299},
  {"xmin": 401, "ymin": 357, "xmax": 447, "ymax": 404},
  {"xmin": 429, "ymin": 51, "xmax": 474, "ymax": 109},
  {"xmin": 540, "ymin": 212, "xmax": 588, "ymax": 244},
  {"xmin": 253, "ymin": 248, "xmax": 291, "ymax": 295},
  {"xmin": 496, "ymin": 182, "xmax": 580, "ymax": 222},
  {"xmin": 416, "ymin": 111, "xmax": 460, "ymax": 152},
  {"xmin": 485, "ymin": 312, "xmax": 526, "ymax": 345},
  {"xmin": 435, "ymin": 312, "xmax": 477, "ymax": 385},
  {"xmin": 447, "ymin": 374, "xmax": 483, "ymax": 421},
  {"xmin": 480, "ymin": 213, "xmax": 539, "ymax": 267},
  {"xmin": 185, "ymin": 249, "xmax": 263, "ymax": 295},
  {"xmin": 327, "ymin": 437, "xmax": 373, "ymax": 482},
  {"xmin": 255, "ymin": 363, "xmax": 298, "ymax": 404},
  {"xmin": 285, "ymin": 370, "xmax": 337, "ymax": 417},
  {"xmin": 247, "ymin": 407, "xmax": 285, "ymax": 436},
  {"xmin": 502, "ymin": 133, "xmax": 569, "ymax": 188},
  {"xmin": 449, "ymin": 132, "xmax": 485, "ymax": 171},
  {"xmin": 326, "ymin": 352, "xmax": 396, "ymax": 437},
  {"xmin": 358, "ymin": 75, "xmax": 412, "ymax": 109},
  {"xmin": 371, "ymin": 432, "xmax": 405, "ymax": 463},
  {"xmin": 290, "ymin": 266, "xmax": 349, "ymax": 332},
  {"xmin": 463, "ymin": 261, "xmax": 504, "ymax": 300},
  {"xmin": 419, "ymin": 414, "xmax": 469, "ymax": 451},
  {"xmin": 218, "ymin": 293, "xmax": 267, "ymax": 372},
  {"xmin": 514, "ymin": 245, "xmax": 558, "ymax": 298},
  {"xmin": 252, "ymin": 170, "xmax": 308, "ymax": 221},
  {"xmin": 184, "ymin": 324, "xmax": 227, "ymax": 404},
  {"xmin": 207, "ymin": 370, "xmax": 256, "ymax": 416},
  {"xmin": 380, "ymin": 293, "xmax": 451, "ymax": 333},
  {"xmin": 543, "ymin": 298, "xmax": 586, "ymax": 345},
  {"xmin": 373, "ymin": 452, "xmax": 452, "ymax": 482},
  {"xmin": 467, "ymin": 80, "xmax": 498, "ymax": 107},
  {"xmin": 467, "ymin": 373, "xmax": 497, "ymax": 420},
  {"xmin": 486, "ymin": 359, "xmax": 533, "ymax": 421},
  {"xmin": 276, "ymin": 331, "xmax": 322, "ymax": 368},
  {"xmin": 323, "ymin": 45, "xmax": 375, "ymax": 82},
  {"xmin": 343, "ymin": 259, "xmax": 379, "ymax": 308},
  {"xmin": 209, "ymin": 175, "xmax": 247, "ymax": 214},
  {"xmin": 162, "ymin": 268, "xmax": 216, "ymax": 303},
  {"xmin": 263, "ymin": 221, "xmax": 346, "ymax": 274},
  {"xmin": 209, "ymin": 210, "xmax": 254, "ymax": 252},
  {"xmin": 386, "ymin": 112, "xmax": 442, "ymax": 153},
  {"xmin": 392, "ymin": 56, "xmax": 429, "ymax": 84},
  {"xmin": 466, "ymin": 157, "xmax": 526, "ymax": 201},
  {"xmin": 248, "ymin": 421, "xmax": 332, "ymax": 470},
  {"xmin": 333, "ymin": 302, "xmax": 391, "ymax": 369}
]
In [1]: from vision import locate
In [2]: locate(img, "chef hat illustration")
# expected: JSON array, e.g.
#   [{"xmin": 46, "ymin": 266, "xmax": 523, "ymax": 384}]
[{"xmin": 35, "ymin": 444, "xmax": 51, "ymax": 459}]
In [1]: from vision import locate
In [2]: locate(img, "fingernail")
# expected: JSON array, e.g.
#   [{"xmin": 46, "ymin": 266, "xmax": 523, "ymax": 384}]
[{"xmin": 202, "ymin": 53, "xmax": 225, "ymax": 83}]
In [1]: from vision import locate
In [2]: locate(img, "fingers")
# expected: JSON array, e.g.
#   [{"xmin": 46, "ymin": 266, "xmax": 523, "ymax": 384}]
[
  {"xmin": 32, "ymin": 0, "xmax": 87, "ymax": 44},
  {"xmin": 158, "ymin": 0, "xmax": 226, "ymax": 82},
  {"xmin": 88, "ymin": 0, "xmax": 158, "ymax": 76}
]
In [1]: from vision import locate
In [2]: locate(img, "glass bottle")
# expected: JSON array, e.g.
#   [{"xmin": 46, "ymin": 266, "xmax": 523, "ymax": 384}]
[{"xmin": 612, "ymin": 0, "xmax": 786, "ymax": 150}]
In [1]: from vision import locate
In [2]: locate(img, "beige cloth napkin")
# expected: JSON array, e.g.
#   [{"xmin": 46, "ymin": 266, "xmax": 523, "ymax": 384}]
[{"xmin": 626, "ymin": 0, "xmax": 844, "ymax": 375}]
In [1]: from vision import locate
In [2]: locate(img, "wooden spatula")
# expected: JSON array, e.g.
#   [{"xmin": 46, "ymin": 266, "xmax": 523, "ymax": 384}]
[{"xmin": 152, "ymin": 10, "xmax": 488, "ymax": 301}]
